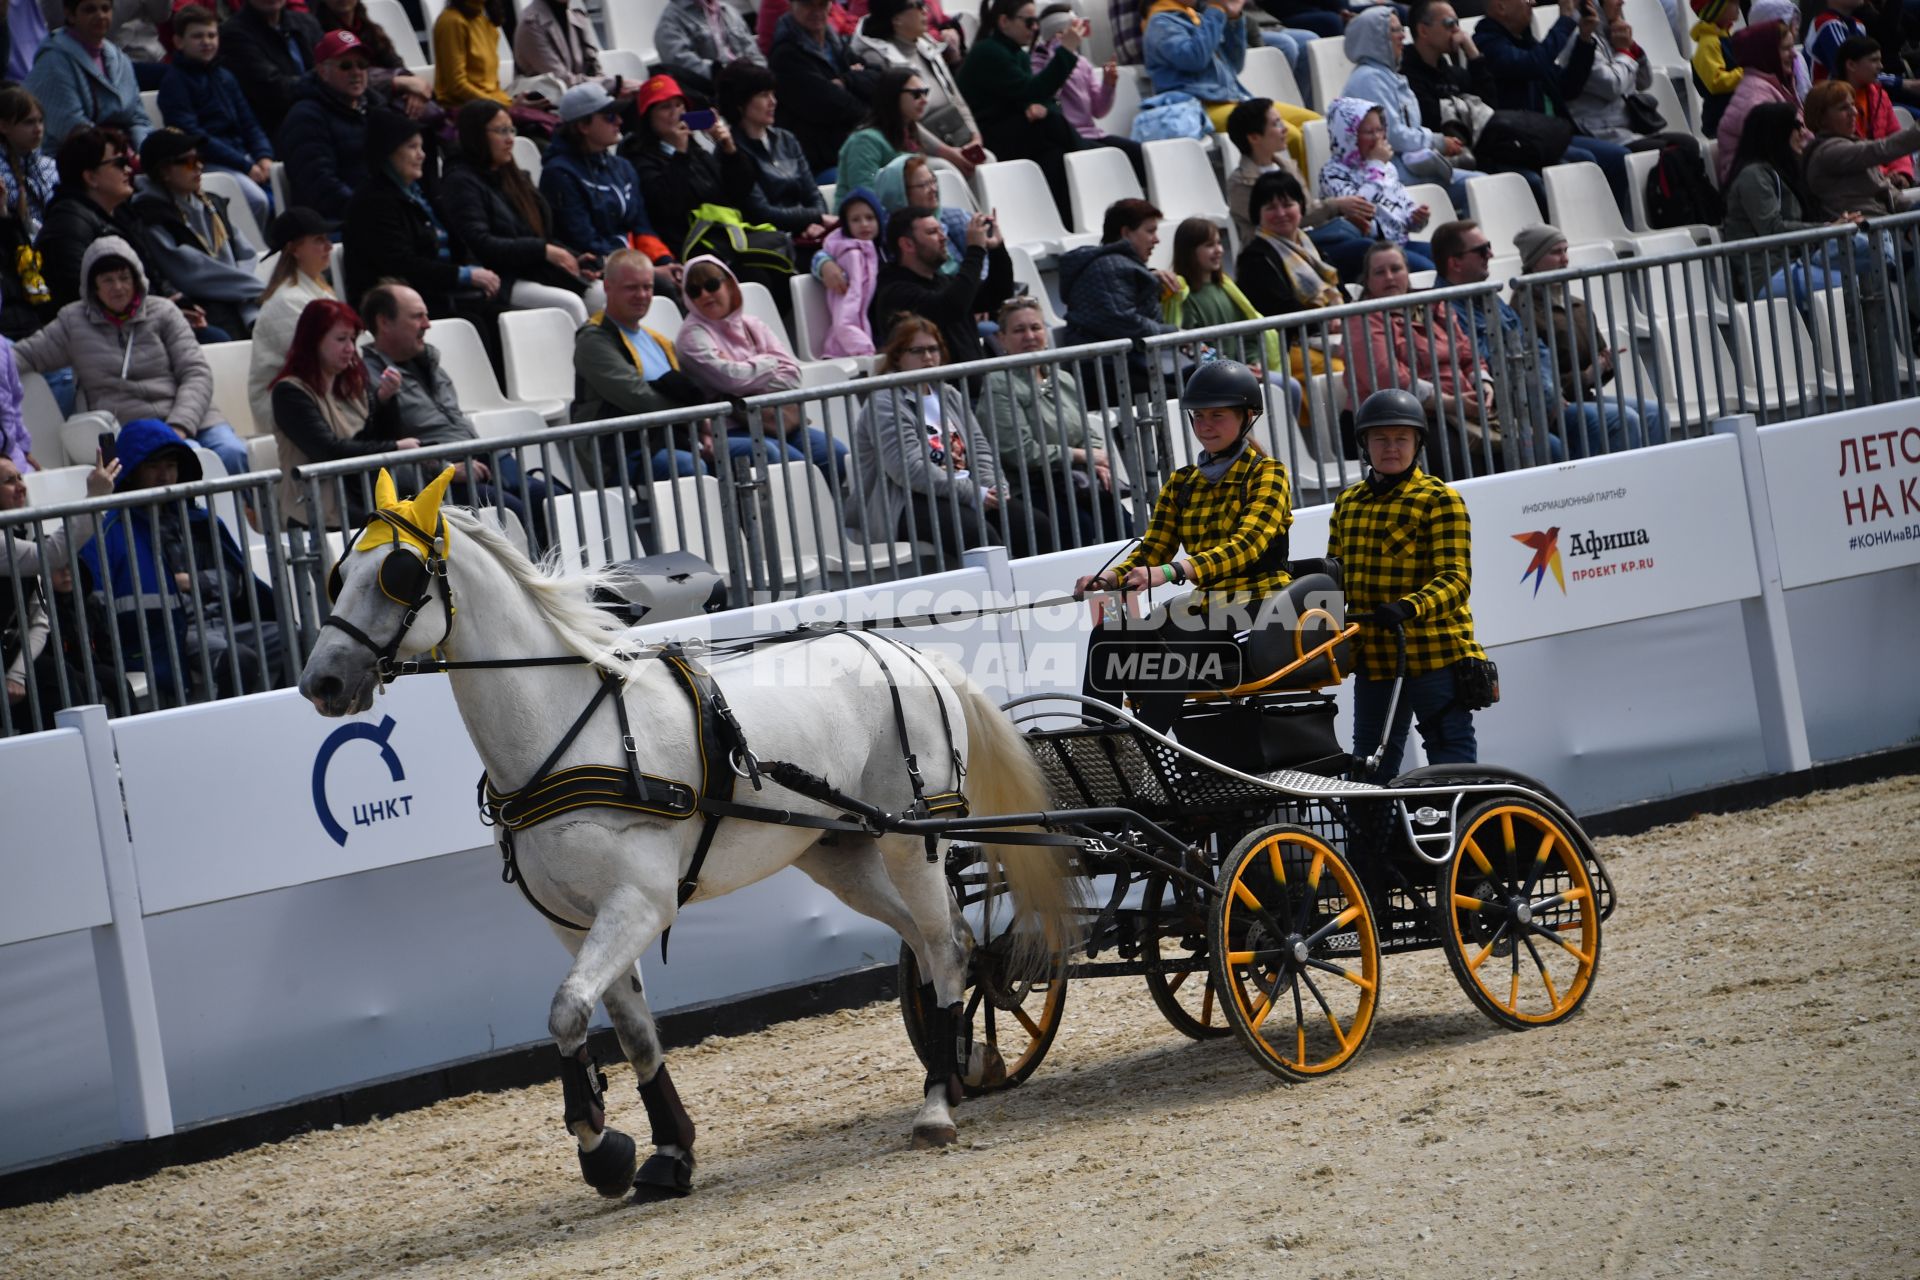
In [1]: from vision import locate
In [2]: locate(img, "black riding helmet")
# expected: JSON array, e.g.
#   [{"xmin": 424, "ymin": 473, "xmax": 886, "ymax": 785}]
[
  {"xmin": 1353, "ymin": 388, "xmax": 1428, "ymax": 449},
  {"xmin": 1182, "ymin": 360, "xmax": 1263, "ymax": 453}
]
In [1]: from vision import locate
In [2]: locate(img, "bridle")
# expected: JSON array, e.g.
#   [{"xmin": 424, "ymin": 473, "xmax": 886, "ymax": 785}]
[{"xmin": 321, "ymin": 507, "xmax": 457, "ymax": 683}]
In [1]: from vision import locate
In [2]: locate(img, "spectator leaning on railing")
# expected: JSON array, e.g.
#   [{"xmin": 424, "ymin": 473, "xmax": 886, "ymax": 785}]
[
  {"xmin": 14, "ymin": 235, "xmax": 249, "ymax": 479},
  {"xmin": 1719, "ymin": 99, "xmax": 1868, "ymax": 304},
  {"xmin": 81, "ymin": 417, "xmax": 288, "ymax": 704}
]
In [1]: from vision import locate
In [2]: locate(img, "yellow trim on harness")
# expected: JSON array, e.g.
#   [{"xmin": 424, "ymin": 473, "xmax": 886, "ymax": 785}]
[{"xmin": 483, "ymin": 766, "xmax": 698, "ymax": 831}]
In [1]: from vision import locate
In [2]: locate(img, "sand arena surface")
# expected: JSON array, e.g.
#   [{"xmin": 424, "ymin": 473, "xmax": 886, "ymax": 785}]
[{"xmin": 3, "ymin": 776, "xmax": 1916, "ymax": 1279}]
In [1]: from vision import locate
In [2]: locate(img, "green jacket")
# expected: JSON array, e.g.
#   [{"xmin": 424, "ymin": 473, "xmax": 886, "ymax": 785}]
[
  {"xmin": 958, "ymin": 29, "xmax": 1077, "ymax": 134},
  {"xmin": 571, "ymin": 314, "xmax": 703, "ymax": 479},
  {"xmin": 834, "ymin": 128, "xmax": 905, "ymax": 207},
  {"xmin": 975, "ymin": 365, "xmax": 1102, "ymax": 470}
]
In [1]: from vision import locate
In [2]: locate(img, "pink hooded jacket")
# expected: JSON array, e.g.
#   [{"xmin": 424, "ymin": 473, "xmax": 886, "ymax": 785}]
[
  {"xmin": 673, "ymin": 255, "xmax": 803, "ymax": 397},
  {"xmin": 820, "ymin": 188, "xmax": 881, "ymax": 357}
]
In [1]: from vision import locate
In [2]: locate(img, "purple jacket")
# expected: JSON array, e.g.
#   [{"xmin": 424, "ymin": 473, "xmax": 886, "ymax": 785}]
[{"xmin": 0, "ymin": 337, "xmax": 30, "ymax": 471}]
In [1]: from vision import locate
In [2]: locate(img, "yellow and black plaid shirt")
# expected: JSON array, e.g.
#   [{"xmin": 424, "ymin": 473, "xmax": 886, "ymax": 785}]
[
  {"xmin": 1118, "ymin": 445, "xmax": 1293, "ymax": 602},
  {"xmin": 1326, "ymin": 467, "xmax": 1485, "ymax": 678}
]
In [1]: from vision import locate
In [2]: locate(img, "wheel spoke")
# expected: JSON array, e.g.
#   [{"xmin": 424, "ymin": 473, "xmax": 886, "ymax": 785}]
[
  {"xmin": 1463, "ymin": 835, "xmax": 1493, "ymax": 875},
  {"xmin": 1011, "ymin": 1003, "xmax": 1042, "ymax": 1039},
  {"xmin": 1200, "ymin": 980, "xmax": 1216, "ymax": 1028},
  {"xmin": 1303, "ymin": 902, "xmax": 1364, "ymax": 949},
  {"xmin": 1517, "ymin": 826, "xmax": 1558, "ymax": 901},
  {"xmin": 1528, "ymin": 885, "xmax": 1591, "ymax": 913},
  {"xmin": 1524, "ymin": 934, "xmax": 1561, "ymax": 1007},
  {"xmin": 1298, "ymin": 969, "xmax": 1350, "ymax": 1051},
  {"xmin": 1500, "ymin": 810, "xmax": 1515, "ymax": 853},
  {"xmin": 1306, "ymin": 956, "xmax": 1376, "ymax": 993},
  {"xmin": 1249, "ymin": 989, "xmax": 1275, "ymax": 1032},
  {"xmin": 1453, "ymin": 891, "xmax": 1490, "ymax": 912},
  {"xmin": 1166, "ymin": 968, "xmax": 1190, "ymax": 994},
  {"xmin": 1524, "ymin": 920, "xmax": 1593, "ymax": 966},
  {"xmin": 1265, "ymin": 843, "xmax": 1289, "ymax": 886},
  {"xmin": 1467, "ymin": 919, "xmax": 1510, "ymax": 972},
  {"xmin": 1232, "ymin": 880, "xmax": 1264, "ymax": 911}
]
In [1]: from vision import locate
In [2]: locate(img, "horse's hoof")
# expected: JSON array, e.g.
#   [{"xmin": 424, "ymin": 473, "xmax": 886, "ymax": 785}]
[
  {"xmin": 911, "ymin": 1124, "xmax": 957, "ymax": 1150},
  {"xmin": 963, "ymin": 1044, "xmax": 1008, "ymax": 1090},
  {"xmin": 577, "ymin": 1128, "xmax": 638, "ymax": 1198},
  {"xmin": 630, "ymin": 1149, "xmax": 695, "ymax": 1203}
]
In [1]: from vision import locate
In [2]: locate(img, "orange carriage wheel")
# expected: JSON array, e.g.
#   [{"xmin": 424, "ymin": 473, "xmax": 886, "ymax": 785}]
[
  {"xmin": 1438, "ymin": 799, "xmax": 1602, "ymax": 1030},
  {"xmin": 1207, "ymin": 825, "xmax": 1381, "ymax": 1082}
]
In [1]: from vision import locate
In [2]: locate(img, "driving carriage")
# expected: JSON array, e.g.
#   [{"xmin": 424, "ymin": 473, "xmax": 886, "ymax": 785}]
[
  {"xmin": 898, "ymin": 570, "xmax": 1616, "ymax": 1087},
  {"xmin": 302, "ymin": 468, "xmax": 1613, "ymax": 1204}
]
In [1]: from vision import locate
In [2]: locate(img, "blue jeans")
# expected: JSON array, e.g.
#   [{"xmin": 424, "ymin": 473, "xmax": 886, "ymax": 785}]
[
  {"xmin": 1565, "ymin": 138, "xmax": 1631, "ymax": 216},
  {"xmin": 1351, "ymin": 665, "xmax": 1477, "ymax": 781},
  {"xmin": 1567, "ymin": 397, "xmax": 1666, "ymax": 458},
  {"xmin": 639, "ymin": 428, "xmax": 850, "ymax": 482},
  {"xmin": 194, "ymin": 422, "xmax": 251, "ymax": 478},
  {"xmin": 1309, "ymin": 218, "xmax": 1374, "ymax": 278},
  {"xmin": 1259, "ymin": 28, "xmax": 1317, "ymax": 87}
]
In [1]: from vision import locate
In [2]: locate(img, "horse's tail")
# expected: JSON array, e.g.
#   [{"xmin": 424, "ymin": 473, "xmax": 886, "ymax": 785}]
[{"xmin": 928, "ymin": 654, "xmax": 1086, "ymax": 973}]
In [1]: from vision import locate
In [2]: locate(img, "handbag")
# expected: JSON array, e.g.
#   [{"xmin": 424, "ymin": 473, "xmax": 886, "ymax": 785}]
[
  {"xmin": 1624, "ymin": 91, "xmax": 1667, "ymax": 136},
  {"xmin": 1130, "ymin": 91, "xmax": 1213, "ymax": 143},
  {"xmin": 921, "ymin": 102, "xmax": 975, "ymax": 147},
  {"xmin": 1473, "ymin": 109, "xmax": 1573, "ymax": 170}
]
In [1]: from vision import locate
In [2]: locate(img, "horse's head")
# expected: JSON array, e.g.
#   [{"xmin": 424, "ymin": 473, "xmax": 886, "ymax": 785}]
[{"xmin": 300, "ymin": 467, "xmax": 458, "ymax": 717}]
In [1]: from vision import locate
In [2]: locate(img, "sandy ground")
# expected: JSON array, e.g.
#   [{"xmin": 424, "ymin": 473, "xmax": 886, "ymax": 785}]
[{"xmin": 3, "ymin": 776, "xmax": 1917, "ymax": 1280}]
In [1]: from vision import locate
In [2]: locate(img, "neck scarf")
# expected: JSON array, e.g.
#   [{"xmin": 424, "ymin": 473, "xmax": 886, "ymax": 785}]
[
  {"xmin": 1261, "ymin": 229, "xmax": 1342, "ymax": 308},
  {"xmin": 1196, "ymin": 434, "xmax": 1249, "ymax": 482}
]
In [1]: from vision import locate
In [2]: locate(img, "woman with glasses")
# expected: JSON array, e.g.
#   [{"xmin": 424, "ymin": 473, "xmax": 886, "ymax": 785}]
[
  {"xmin": 441, "ymin": 99, "xmax": 600, "ymax": 326},
  {"xmin": 853, "ymin": 312, "xmax": 1044, "ymax": 564},
  {"xmin": 127, "ymin": 127, "xmax": 263, "ymax": 341},
  {"xmin": 836, "ymin": 67, "xmax": 942, "ymax": 203},
  {"xmin": 958, "ymin": 0, "xmax": 1089, "ymax": 220},
  {"xmin": 853, "ymin": 0, "xmax": 985, "ymax": 176},
  {"xmin": 540, "ymin": 83, "xmax": 679, "ymax": 285},
  {"xmin": 675, "ymin": 255, "xmax": 850, "ymax": 480},
  {"xmin": 976, "ymin": 295, "xmax": 1129, "ymax": 548}
]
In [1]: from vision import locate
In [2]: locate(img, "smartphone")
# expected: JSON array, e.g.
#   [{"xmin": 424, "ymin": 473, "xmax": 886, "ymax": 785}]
[
  {"xmin": 97, "ymin": 430, "xmax": 116, "ymax": 465},
  {"xmin": 682, "ymin": 108, "xmax": 716, "ymax": 131}
]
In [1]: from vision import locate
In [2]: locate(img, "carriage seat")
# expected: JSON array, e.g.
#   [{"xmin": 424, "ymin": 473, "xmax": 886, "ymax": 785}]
[{"xmin": 1237, "ymin": 567, "xmax": 1353, "ymax": 693}]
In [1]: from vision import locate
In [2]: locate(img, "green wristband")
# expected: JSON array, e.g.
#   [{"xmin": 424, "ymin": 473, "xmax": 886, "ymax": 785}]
[{"xmin": 1162, "ymin": 564, "xmax": 1176, "ymax": 584}]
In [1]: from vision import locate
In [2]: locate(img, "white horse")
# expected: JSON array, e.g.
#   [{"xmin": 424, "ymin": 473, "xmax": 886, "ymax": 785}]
[{"xmin": 298, "ymin": 469, "xmax": 1079, "ymax": 1201}]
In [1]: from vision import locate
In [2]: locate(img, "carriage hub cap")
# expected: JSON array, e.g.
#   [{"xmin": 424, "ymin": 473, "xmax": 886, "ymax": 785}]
[
  {"xmin": 1291, "ymin": 939, "xmax": 1310, "ymax": 964},
  {"xmin": 1513, "ymin": 902, "xmax": 1534, "ymax": 926}
]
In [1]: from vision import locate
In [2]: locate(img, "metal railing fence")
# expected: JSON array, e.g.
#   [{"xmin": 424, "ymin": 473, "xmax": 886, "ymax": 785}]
[{"xmin": 8, "ymin": 215, "xmax": 1920, "ymax": 734}]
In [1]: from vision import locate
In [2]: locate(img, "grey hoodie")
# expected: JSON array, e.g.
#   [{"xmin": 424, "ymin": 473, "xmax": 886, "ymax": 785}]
[{"xmin": 11, "ymin": 235, "xmax": 222, "ymax": 433}]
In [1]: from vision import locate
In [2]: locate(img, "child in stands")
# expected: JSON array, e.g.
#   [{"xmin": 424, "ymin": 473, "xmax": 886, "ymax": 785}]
[
  {"xmin": 156, "ymin": 6, "xmax": 276, "ymax": 225},
  {"xmin": 1688, "ymin": 0, "xmax": 1741, "ymax": 135},
  {"xmin": 1317, "ymin": 99, "xmax": 1435, "ymax": 270},
  {"xmin": 820, "ymin": 188, "xmax": 882, "ymax": 358}
]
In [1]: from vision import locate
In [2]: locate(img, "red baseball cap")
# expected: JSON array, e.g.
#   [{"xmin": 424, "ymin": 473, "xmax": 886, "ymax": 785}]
[
  {"xmin": 315, "ymin": 30, "xmax": 365, "ymax": 63},
  {"xmin": 634, "ymin": 75, "xmax": 687, "ymax": 118}
]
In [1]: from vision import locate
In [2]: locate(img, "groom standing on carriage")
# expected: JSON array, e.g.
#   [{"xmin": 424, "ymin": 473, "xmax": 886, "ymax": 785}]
[{"xmin": 1329, "ymin": 389, "xmax": 1497, "ymax": 781}]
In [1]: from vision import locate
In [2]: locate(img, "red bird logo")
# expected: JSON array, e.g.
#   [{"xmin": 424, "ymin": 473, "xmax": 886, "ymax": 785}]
[{"xmin": 1513, "ymin": 527, "xmax": 1564, "ymax": 596}]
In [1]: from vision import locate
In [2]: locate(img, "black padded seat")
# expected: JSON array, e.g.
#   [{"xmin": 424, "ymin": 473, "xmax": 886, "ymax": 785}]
[{"xmin": 1239, "ymin": 571, "xmax": 1353, "ymax": 692}]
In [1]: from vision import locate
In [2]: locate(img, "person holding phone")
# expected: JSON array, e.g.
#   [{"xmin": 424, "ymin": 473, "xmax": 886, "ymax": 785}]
[{"xmin": 958, "ymin": 0, "xmax": 1092, "ymax": 222}]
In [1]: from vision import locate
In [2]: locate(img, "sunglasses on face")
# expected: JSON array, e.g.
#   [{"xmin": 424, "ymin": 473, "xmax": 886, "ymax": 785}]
[
  {"xmin": 336, "ymin": 59, "xmax": 369, "ymax": 71},
  {"xmin": 1464, "ymin": 242, "xmax": 1494, "ymax": 258},
  {"xmin": 96, "ymin": 155, "xmax": 131, "ymax": 170},
  {"xmin": 904, "ymin": 86, "xmax": 931, "ymax": 98},
  {"xmin": 1439, "ymin": 15, "xmax": 1459, "ymax": 27},
  {"xmin": 173, "ymin": 153, "xmax": 205, "ymax": 168},
  {"xmin": 685, "ymin": 276, "xmax": 727, "ymax": 297},
  {"xmin": 1011, "ymin": 13, "xmax": 1037, "ymax": 25}
]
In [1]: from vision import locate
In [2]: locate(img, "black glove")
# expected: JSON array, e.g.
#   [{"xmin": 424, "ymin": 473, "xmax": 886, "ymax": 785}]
[{"xmin": 1370, "ymin": 600, "xmax": 1415, "ymax": 628}]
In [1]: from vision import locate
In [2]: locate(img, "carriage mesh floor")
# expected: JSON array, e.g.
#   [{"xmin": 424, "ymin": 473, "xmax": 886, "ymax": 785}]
[{"xmin": 1024, "ymin": 724, "xmax": 1382, "ymax": 814}]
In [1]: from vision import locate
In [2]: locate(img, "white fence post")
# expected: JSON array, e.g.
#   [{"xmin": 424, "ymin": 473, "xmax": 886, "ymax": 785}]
[
  {"xmin": 1712, "ymin": 414, "xmax": 1814, "ymax": 774},
  {"xmin": 60, "ymin": 704, "xmax": 174, "ymax": 1140},
  {"xmin": 962, "ymin": 544, "xmax": 1027, "ymax": 704}
]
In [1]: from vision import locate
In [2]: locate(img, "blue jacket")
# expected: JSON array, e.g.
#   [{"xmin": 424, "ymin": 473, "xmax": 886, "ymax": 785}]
[
  {"xmin": 539, "ymin": 140, "xmax": 658, "ymax": 261},
  {"xmin": 23, "ymin": 30, "xmax": 151, "ymax": 155},
  {"xmin": 79, "ymin": 420, "xmax": 273, "ymax": 695},
  {"xmin": 157, "ymin": 55, "xmax": 274, "ymax": 173},
  {"xmin": 1142, "ymin": 1, "xmax": 1247, "ymax": 105},
  {"xmin": 275, "ymin": 76, "xmax": 371, "ymax": 221},
  {"xmin": 1342, "ymin": 9, "xmax": 1444, "ymax": 161},
  {"xmin": 1473, "ymin": 13, "xmax": 1579, "ymax": 115}
]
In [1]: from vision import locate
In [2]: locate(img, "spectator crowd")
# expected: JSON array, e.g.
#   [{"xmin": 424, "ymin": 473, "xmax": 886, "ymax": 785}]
[{"xmin": 2, "ymin": 0, "xmax": 1914, "ymax": 726}]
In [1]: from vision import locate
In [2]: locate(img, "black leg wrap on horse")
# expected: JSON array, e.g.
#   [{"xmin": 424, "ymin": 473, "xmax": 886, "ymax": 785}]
[
  {"xmin": 558, "ymin": 1046, "xmax": 607, "ymax": 1133},
  {"xmin": 632, "ymin": 1148, "xmax": 697, "ymax": 1202},
  {"xmin": 576, "ymin": 1128, "xmax": 638, "ymax": 1197},
  {"xmin": 637, "ymin": 1062, "xmax": 696, "ymax": 1151},
  {"xmin": 920, "ymin": 995, "xmax": 969, "ymax": 1105}
]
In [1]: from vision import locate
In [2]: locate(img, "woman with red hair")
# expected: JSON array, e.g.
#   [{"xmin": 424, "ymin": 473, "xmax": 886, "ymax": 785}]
[{"xmin": 269, "ymin": 296, "xmax": 418, "ymax": 527}]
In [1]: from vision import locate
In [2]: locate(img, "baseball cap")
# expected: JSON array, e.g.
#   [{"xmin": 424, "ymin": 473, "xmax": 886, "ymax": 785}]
[
  {"xmin": 557, "ymin": 81, "xmax": 617, "ymax": 124},
  {"xmin": 139, "ymin": 127, "xmax": 208, "ymax": 173},
  {"xmin": 315, "ymin": 30, "xmax": 365, "ymax": 63}
]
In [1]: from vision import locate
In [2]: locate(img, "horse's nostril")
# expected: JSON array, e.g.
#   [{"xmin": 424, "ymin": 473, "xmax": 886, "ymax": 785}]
[{"xmin": 311, "ymin": 674, "xmax": 342, "ymax": 702}]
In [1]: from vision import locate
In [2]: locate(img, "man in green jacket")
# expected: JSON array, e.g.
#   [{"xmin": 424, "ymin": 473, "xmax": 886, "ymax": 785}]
[
  {"xmin": 571, "ymin": 250, "xmax": 709, "ymax": 486},
  {"xmin": 957, "ymin": 0, "xmax": 1088, "ymax": 219}
]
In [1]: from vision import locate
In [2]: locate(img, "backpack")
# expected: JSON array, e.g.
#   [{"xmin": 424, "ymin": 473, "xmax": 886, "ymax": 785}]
[
  {"xmin": 1473, "ymin": 109, "xmax": 1573, "ymax": 171},
  {"xmin": 1644, "ymin": 142, "xmax": 1723, "ymax": 229}
]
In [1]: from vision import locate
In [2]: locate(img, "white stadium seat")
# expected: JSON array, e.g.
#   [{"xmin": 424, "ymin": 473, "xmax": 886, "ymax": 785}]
[
  {"xmin": 201, "ymin": 339, "xmax": 259, "ymax": 439},
  {"xmin": 498, "ymin": 307, "xmax": 578, "ymax": 418},
  {"xmin": 1239, "ymin": 44, "xmax": 1307, "ymax": 110},
  {"xmin": 367, "ymin": 0, "xmax": 428, "ymax": 67},
  {"xmin": 1466, "ymin": 170, "xmax": 1544, "ymax": 259},
  {"xmin": 973, "ymin": 159, "xmax": 1099, "ymax": 260},
  {"xmin": 1096, "ymin": 67, "xmax": 1147, "ymax": 139},
  {"xmin": 1304, "ymin": 40, "xmax": 1353, "ymax": 109},
  {"xmin": 426, "ymin": 316, "xmax": 567, "ymax": 421},
  {"xmin": 1063, "ymin": 146, "xmax": 1143, "ymax": 238},
  {"xmin": 1142, "ymin": 138, "xmax": 1232, "ymax": 266}
]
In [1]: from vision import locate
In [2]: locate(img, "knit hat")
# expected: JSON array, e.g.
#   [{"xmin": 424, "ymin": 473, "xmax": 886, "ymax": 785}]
[
  {"xmin": 364, "ymin": 108, "xmax": 423, "ymax": 172},
  {"xmin": 1515, "ymin": 223, "xmax": 1568, "ymax": 272},
  {"xmin": 1691, "ymin": 0, "xmax": 1732, "ymax": 24}
]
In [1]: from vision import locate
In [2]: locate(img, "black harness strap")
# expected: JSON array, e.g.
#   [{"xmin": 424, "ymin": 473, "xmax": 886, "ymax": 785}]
[{"xmin": 657, "ymin": 643, "xmax": 745, "ymax": 913}]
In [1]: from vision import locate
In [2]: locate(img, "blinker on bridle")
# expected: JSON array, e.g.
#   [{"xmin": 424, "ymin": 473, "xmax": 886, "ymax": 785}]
[{"xmin": 322, "ymin": 507, "xmax": 456, "ymax": 682}]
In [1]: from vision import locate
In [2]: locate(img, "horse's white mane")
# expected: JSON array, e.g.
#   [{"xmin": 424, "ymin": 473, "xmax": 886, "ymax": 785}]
[{"xmin": 441, "ymin": 508, "xmax": 644, "ymax": 676}]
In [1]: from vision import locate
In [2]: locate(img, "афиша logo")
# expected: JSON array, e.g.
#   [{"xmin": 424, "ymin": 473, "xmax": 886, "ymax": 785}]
[
  {"xmin": 1512, "ymin": 527, "xmax": 1565, "ymax": 596},
  {"xmin": 311, "ymin": 715, "xmax": 411, "ymax": 847}
]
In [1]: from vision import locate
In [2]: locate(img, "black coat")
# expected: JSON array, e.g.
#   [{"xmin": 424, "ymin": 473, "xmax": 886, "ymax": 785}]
[
  {"xmin": 438, "ymin": 156, "xmax": 583, "ymax": 295},
  {"xmin": 768, "ymin": 16, "xmax": 875, "ymax": 175},
  {"xmin": 38, "ymin": 193, "xmax": 176, "ymax": 310},
  {"xmin": 342, "ymin": 175, "xmax": 469, "ymax": 317},
  {"xmin": 219, "ymin": 6, "xmax": 327, "ymax": 136},
  {"xmin": 623, "ymin": 137, "xmax": 759, "ymax": 258},
  {"xmin": 276, "ymin": 77, "xmax": 377, "ymax": 221},
  {"xmin": 869, "ymin": 244, "xmax": 1011, "ymax": 367},
  {"xmin": 1234, "ymin": 236, "xmax": 1316, "ymax": 319}
]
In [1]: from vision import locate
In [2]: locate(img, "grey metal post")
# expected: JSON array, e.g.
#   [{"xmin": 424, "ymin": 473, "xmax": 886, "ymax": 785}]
[
  {"xmin": 1711, "ymin": 413, "xmax": 1813, "ymax": 774},
  {"xmin": 961, "ymin": 543, "xmax": 1025, "ymax": 705},
  {"xmin": 59, "ymin": 702, "xmax": 174, "ymax": 1140}
]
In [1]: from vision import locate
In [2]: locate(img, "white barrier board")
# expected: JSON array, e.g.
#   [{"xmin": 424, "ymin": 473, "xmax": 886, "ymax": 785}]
[
  {"xmin": 1758, "ymin": 408, "xmax": 1920, "ymax": 589},
  {"xmin": 116, "ymin": 680, "xmax": 490, "ymax": 915},
  {"xmin": 0, "ymin": 728, "xmax": 111, "ymax": 946}
]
